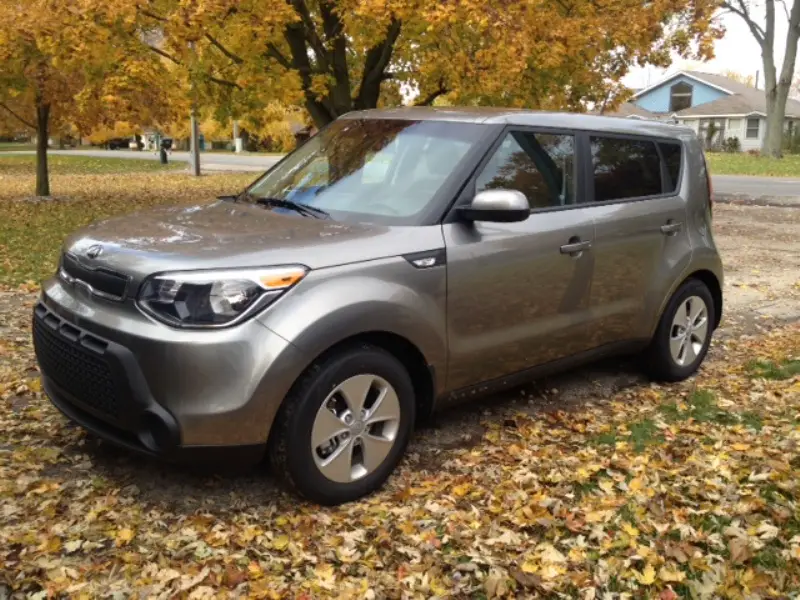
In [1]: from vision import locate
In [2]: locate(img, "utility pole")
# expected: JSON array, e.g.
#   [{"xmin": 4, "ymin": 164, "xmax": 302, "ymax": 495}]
[
  {"xmin": 189, "ymin": 41, "xmax": 201, "ymax": 176},
  {"xmin": 233, "ymin": 121, "xmax": 242, "ymax": 153},
  {"xmin": 190, "ymin": 108, "xmax": 200, "ymax": 176}
]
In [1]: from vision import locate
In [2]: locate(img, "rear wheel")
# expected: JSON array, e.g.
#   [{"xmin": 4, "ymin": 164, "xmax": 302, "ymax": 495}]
[
  {"xmin": 644, "ymin": 279, "xmax": 714, "ymax": 382},
  {"xmin": 269, "ymin": 345, "xmax": 415, "ymax": 505}
]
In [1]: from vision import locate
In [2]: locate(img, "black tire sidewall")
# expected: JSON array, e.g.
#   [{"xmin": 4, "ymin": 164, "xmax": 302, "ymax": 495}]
[
  {"xmin": 648, "ymin": 279, "xmax": 715, "ymax": 381},
  {"xmin": 278, "ymin": 346, "xmax": 415, "ymax": 505}
]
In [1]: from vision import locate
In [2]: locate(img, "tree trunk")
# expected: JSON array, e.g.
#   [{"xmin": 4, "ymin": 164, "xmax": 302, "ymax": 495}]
[
  {"xmin": 35, "ymin": 102, "xmax": 50, "ymax": 197},
  {"xmin": 764, "ymin": 88, "xmax": 788, "ymax": 157}
]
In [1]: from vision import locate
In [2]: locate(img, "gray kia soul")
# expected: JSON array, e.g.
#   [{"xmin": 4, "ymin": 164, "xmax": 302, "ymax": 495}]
[{"xmin": 33, "ymin": 108, "xmax": 723, "ymax": 504}]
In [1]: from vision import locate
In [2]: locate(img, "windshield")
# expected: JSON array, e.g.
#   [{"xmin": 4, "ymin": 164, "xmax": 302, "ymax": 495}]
[{"xmin": 244, "ymin": 119, "xmax": 487, "ymax": 225}]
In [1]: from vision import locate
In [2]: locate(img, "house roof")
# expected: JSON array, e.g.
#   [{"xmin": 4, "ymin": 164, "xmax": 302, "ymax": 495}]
[
  {"xmin": 635, "ymin": 70, "xmax": 800, "ymax": 119},
  {"xmin": 601, "ymin": 102, "xmax": 656, "ymax": 118},
  {"xmin": 632, "ymin": 71, "xmax": 735, "ymax": 99}
]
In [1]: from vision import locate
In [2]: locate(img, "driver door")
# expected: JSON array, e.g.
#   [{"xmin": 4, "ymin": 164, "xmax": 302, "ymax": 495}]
[{"xmin": 443, "ymin": 128, "xmax": 597, "ymax": 391}]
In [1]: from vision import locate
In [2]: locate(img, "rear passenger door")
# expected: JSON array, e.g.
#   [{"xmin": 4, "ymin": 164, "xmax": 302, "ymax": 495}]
[{"xmin": 583, "ymin": 135, "xmax": 690, "ymax": 346}]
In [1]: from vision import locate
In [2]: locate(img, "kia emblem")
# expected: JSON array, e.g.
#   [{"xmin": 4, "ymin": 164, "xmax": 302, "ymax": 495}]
[{"xmin": 86, "ymin": 244, "xmax": 103, "ymax": 259}]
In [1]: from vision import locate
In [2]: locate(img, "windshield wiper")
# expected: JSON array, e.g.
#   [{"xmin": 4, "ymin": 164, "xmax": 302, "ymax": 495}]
[{"xmin": 237, "ymin": 192, "xmax": 331, "ymax": 219}]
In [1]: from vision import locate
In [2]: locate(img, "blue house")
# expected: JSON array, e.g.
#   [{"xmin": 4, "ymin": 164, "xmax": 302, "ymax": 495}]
[{"xmin": 607, "ymin": 71, "xmax": 800, "ymax": 151}]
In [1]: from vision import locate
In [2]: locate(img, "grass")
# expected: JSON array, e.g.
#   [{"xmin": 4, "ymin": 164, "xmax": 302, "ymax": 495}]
[
  {"xmin": 0, "ymin": 154, "xmax": 184, "ymax": 176},
  {"xmin": 746, "ymin": 357, "xmax": 800, "ymax": 380},
  {"xmin": 0, "ymin": 160, "xmax": 251, "ymax": 285},
  {"xmin": 0, "ymin": 142, "xmax": 37, "ymax": 152},
  {"xmin": 705, "ymin": 151, "xmax": 800, "ymax": 177}
]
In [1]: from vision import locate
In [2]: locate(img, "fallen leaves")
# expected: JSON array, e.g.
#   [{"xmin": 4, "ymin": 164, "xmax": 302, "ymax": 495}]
[{"xmin": 1, "ymin": 169, "xmax": 800, "ymax": 597}]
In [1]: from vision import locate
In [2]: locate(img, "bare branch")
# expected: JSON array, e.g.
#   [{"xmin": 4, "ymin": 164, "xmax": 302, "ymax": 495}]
[
  {"xmin": 722, "ymin": 0, "xmax": 766, "ymax": 46},
  {"xmin": 206, "ymin": 75, "xmax": 242, "ymax": 89},
  {"xmin": 266, "ymin": 42, "xmax": 292, "ymax": 69},
  {"xmin": 147, "ymin": 45, "xmax": 181, "ymax": 65},
  {"xmin": 777, "ymin": 0, "xmax": 791, "ymax": 22},
  {"xmin": 414, "ymin": 79, "xmax": 448, "ymax": 106},
  {"xmin": 205, "ymin": 34, "xmax": 243, "ymax": 65},
  {"xmin": 138, "ymin": 8, "xmax": 167, "ymax": 22},
  {"xmin": 0, "ymin": 101, "xmax": 36, "ymax": 130}
]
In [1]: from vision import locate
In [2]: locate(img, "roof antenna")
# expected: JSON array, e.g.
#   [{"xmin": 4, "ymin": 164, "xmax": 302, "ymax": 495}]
[{"xmin": 755, "ymin": 70, "xmax": 760, "ymax": 89}]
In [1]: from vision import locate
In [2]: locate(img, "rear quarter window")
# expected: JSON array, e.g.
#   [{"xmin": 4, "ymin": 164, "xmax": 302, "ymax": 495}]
[
  {"xmin": 659, "ymin": 142, "xmax": 683, "ymax": 192},
  {"xmin": 590, "ymin": 136, "xmax": 662, "ymax": 202}
]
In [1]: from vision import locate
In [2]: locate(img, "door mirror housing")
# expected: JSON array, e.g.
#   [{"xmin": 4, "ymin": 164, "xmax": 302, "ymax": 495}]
[{"xmin": 457, "ymin": 190, "xmax": 529, "ymax": 223}]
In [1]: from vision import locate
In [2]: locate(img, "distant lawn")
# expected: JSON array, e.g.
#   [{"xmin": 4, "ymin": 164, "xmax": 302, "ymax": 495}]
[
  {"xmin": 0, "ymin": 170, "xmax": 251, "ymax": 286},
  {"xmin": 0, "ymin": 142, "xmax": 37, "ymax": 152},
  {"xmin": 0, "ymin": 154, "xmax": 184, "ymax": 176},
  {"xmin": 706, "ymin": 152, "xmax": 800, "ymax": 177}
]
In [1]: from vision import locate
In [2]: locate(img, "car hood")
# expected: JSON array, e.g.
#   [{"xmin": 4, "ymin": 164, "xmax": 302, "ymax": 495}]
[{"xmin": 62, "ymin": 200, "xmax": 443, "ymax": 279}]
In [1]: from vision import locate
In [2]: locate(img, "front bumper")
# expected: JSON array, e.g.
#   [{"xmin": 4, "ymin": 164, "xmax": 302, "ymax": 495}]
[{"xmin": 34, "ymin": 278, "xmax": 308, "ymax": 457}]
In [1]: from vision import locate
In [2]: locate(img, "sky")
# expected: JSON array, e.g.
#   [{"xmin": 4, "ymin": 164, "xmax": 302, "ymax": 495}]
[{"xmin": 623, "ymin": 5, "xmax": 791, "ymax": 91}]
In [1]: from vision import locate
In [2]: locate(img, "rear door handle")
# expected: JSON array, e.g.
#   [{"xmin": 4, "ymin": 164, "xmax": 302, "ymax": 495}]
[
  {"xmin": 660, "ymin": 221, "xmax": 683, "ymax": 235},
  {"xmin": 560, "ymin": 239, "xmax": 592, "ymax": 255}
]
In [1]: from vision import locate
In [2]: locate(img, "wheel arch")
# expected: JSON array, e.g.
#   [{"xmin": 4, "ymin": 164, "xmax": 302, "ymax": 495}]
[{"xmin": 264, "ymin": 329, "xmax": 438, "ymax": 446}]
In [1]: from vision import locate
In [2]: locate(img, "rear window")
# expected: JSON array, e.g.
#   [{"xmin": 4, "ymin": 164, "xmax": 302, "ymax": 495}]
[
  {"xmin": 590, "ymin": 136, "xmax": 662, "ymax": 202},
  {"xmin": 659, "ymin": 142, "xmax": 683, "ymax": 192}
]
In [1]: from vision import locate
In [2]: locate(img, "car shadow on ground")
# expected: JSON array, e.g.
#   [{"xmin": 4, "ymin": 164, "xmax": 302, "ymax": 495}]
[{"xmin": 57, "ymin": 354, "xmax": 646, "ymax": 514}]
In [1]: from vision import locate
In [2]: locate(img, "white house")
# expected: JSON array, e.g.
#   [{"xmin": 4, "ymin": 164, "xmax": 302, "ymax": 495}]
[{"xmin": 606, "ymin": 71, "xmax": 800, "ymax": 151}]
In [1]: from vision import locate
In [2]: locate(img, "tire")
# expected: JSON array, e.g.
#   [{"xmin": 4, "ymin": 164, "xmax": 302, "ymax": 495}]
[
  {"xmin": 644, "ymin": 279, "xmax": 715, "ymax": 382},
  {"xmin": 268, "ymin": 344, "xmax": 415, "ymax": 505}
]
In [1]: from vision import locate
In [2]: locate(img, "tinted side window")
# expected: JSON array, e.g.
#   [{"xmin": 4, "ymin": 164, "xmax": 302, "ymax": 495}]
[
  {"xmin": 590, "ymin": 137, "xmax": 661, "ymax": 202},
  {"xmin": 476, "ymin": 131, "xmax": 575, "ymax": 209},
  {"xmin": 659, "ymin": 142, "xmax": 682, "ymax": 192}
]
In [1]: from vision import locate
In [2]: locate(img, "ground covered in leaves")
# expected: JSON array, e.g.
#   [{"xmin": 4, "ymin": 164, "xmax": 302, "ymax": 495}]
[{"xmin": 1, "ymin": 165, "xmax": 799, "ymax": 598}]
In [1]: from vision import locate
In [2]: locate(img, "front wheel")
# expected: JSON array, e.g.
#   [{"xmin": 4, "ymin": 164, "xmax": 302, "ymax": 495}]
[
  {"xmin": 269, "ymin": 345, "xmax": 415, "ymax": 505},
  {"xmin": 644, "ymin": 279, "xmax": 715, "ymax": 382}
]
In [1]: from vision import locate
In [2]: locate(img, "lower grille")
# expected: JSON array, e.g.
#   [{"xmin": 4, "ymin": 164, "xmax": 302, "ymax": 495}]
[{"xmin": 33, "ymin": 305, "xmax": 118, "ymax": 418}]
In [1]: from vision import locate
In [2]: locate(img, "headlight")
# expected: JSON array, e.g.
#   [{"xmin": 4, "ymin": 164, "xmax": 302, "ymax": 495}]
[{"xmin": 137, "ymin": 266, "xmax": 307, "ymax": 328}]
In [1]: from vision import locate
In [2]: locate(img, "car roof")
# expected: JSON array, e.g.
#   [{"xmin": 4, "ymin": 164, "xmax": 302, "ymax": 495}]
[{"xmin": 341, "ymin": 106, "xmax": 693, "ymax": 139}]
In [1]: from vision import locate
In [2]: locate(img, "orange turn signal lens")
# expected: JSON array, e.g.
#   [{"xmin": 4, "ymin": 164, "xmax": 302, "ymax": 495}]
[{"xmin": 259, "ymin": 268, "xmax": 306, "ymax": 289}]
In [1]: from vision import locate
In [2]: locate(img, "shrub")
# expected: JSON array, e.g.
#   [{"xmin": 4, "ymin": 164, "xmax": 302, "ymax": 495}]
[{"xmin": 721, "ymin": 136, "xmax": 741, "ymax": 153}]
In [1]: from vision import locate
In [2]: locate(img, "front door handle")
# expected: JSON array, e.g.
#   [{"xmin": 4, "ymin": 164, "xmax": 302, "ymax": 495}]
[
  {"xmin": 660, "ymin": 220, "xmax": 683, "ymax": 235},
  {"xmin": 560, "ymin": 239, "xmax": 592, "ymax": 256}
]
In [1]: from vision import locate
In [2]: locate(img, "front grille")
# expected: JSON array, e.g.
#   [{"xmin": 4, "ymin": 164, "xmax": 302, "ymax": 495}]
[
  {"xmin": 61, "ymin": 252, "xmax": 129, "ymax": 300},
  {"xmin": 33, "ymin": 305, "xmax": 118, "ymax": 418}
]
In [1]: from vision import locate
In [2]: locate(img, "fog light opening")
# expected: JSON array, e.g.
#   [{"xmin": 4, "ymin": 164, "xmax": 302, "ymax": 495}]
[{"xmin": 138, "ymin": 411, "xmax": 176, "ymax": 453}]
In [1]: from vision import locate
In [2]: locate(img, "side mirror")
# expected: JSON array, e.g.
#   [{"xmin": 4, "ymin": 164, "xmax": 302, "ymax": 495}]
[{"xmin": 456, "ymin": 189, "xmax": 529, "ymax": 223}]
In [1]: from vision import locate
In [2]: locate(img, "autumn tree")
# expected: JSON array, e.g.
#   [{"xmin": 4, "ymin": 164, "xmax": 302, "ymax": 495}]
[
  {"xmin": 134, "ymin": 0, "xmax": 722, "ymax": 130},
  {"xmin": 0, "ymin": 1, "xmax": 179, "ymax": 196},
  {"xmin": 722, "ymin": 0, "xmax": 800, "ymax": 157}
]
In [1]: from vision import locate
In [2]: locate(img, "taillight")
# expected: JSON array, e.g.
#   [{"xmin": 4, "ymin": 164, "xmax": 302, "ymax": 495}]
[{"xmin": 702, "ymin": 152, "xmax": 713, "ymax": 217}]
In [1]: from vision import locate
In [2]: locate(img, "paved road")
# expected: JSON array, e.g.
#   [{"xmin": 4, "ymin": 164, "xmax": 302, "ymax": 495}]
[
  {"xmin": 4, "ymin": 149, "xmax": 281, "ymax": 172},
  {"xmin": 5, "ymin": 149, "xmax": 800, "ymax": 199},
  {"xmin": 712, "ymin": 174, "xmax": 800, "ymax": 198}
]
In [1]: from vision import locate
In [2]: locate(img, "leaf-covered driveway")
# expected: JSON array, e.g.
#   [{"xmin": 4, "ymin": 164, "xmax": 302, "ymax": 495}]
[{"xmin": 1, "ymin": 281, "xmax": 799, "ymax": 598}]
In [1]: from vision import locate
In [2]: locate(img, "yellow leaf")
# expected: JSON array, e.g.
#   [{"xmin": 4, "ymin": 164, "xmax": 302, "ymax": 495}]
[
  {"xmin": 629, "ymin": 477, "xmax": 643, "ymax": 492},
  {"xmin": 731, "ymin": 443, "xmax": 750, "ymax": 451},
  {"xmin": 272, "ymin": 534, "xmax": 289, "ymax": 550},
  {"xmin": 636, "ymin": 564, "xmax": 656, "ymax": 585},
  {"xmin": 622, "ymin": 522, "xmax": 639, "ymax": 538},
  {"xmin": 452, "ymin": 483, "xmax": 471, "ymax": 497},
  {"xmin": 115, "ymin": 528, "xmax": 134, "ymax": 545},
  {"xmin": 659, "ymin": 566, "xmax": 686, "ymax": 583},
  {"xmin": 521, "ymin": 560, "xmax": 537, "ymax": 574},
  {"xmin": 28, "ymin": 378, "xmax": 42, "ymax": 393}
]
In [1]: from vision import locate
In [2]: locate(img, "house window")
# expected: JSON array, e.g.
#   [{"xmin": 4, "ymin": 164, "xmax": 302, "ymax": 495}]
[
  {"xmin": 669, "ymin": 82, "xmax": 693, "ymax": 112},
  {"xmin": 746, "ymin": 118, "xmax": 760, "ymax": 139}
]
